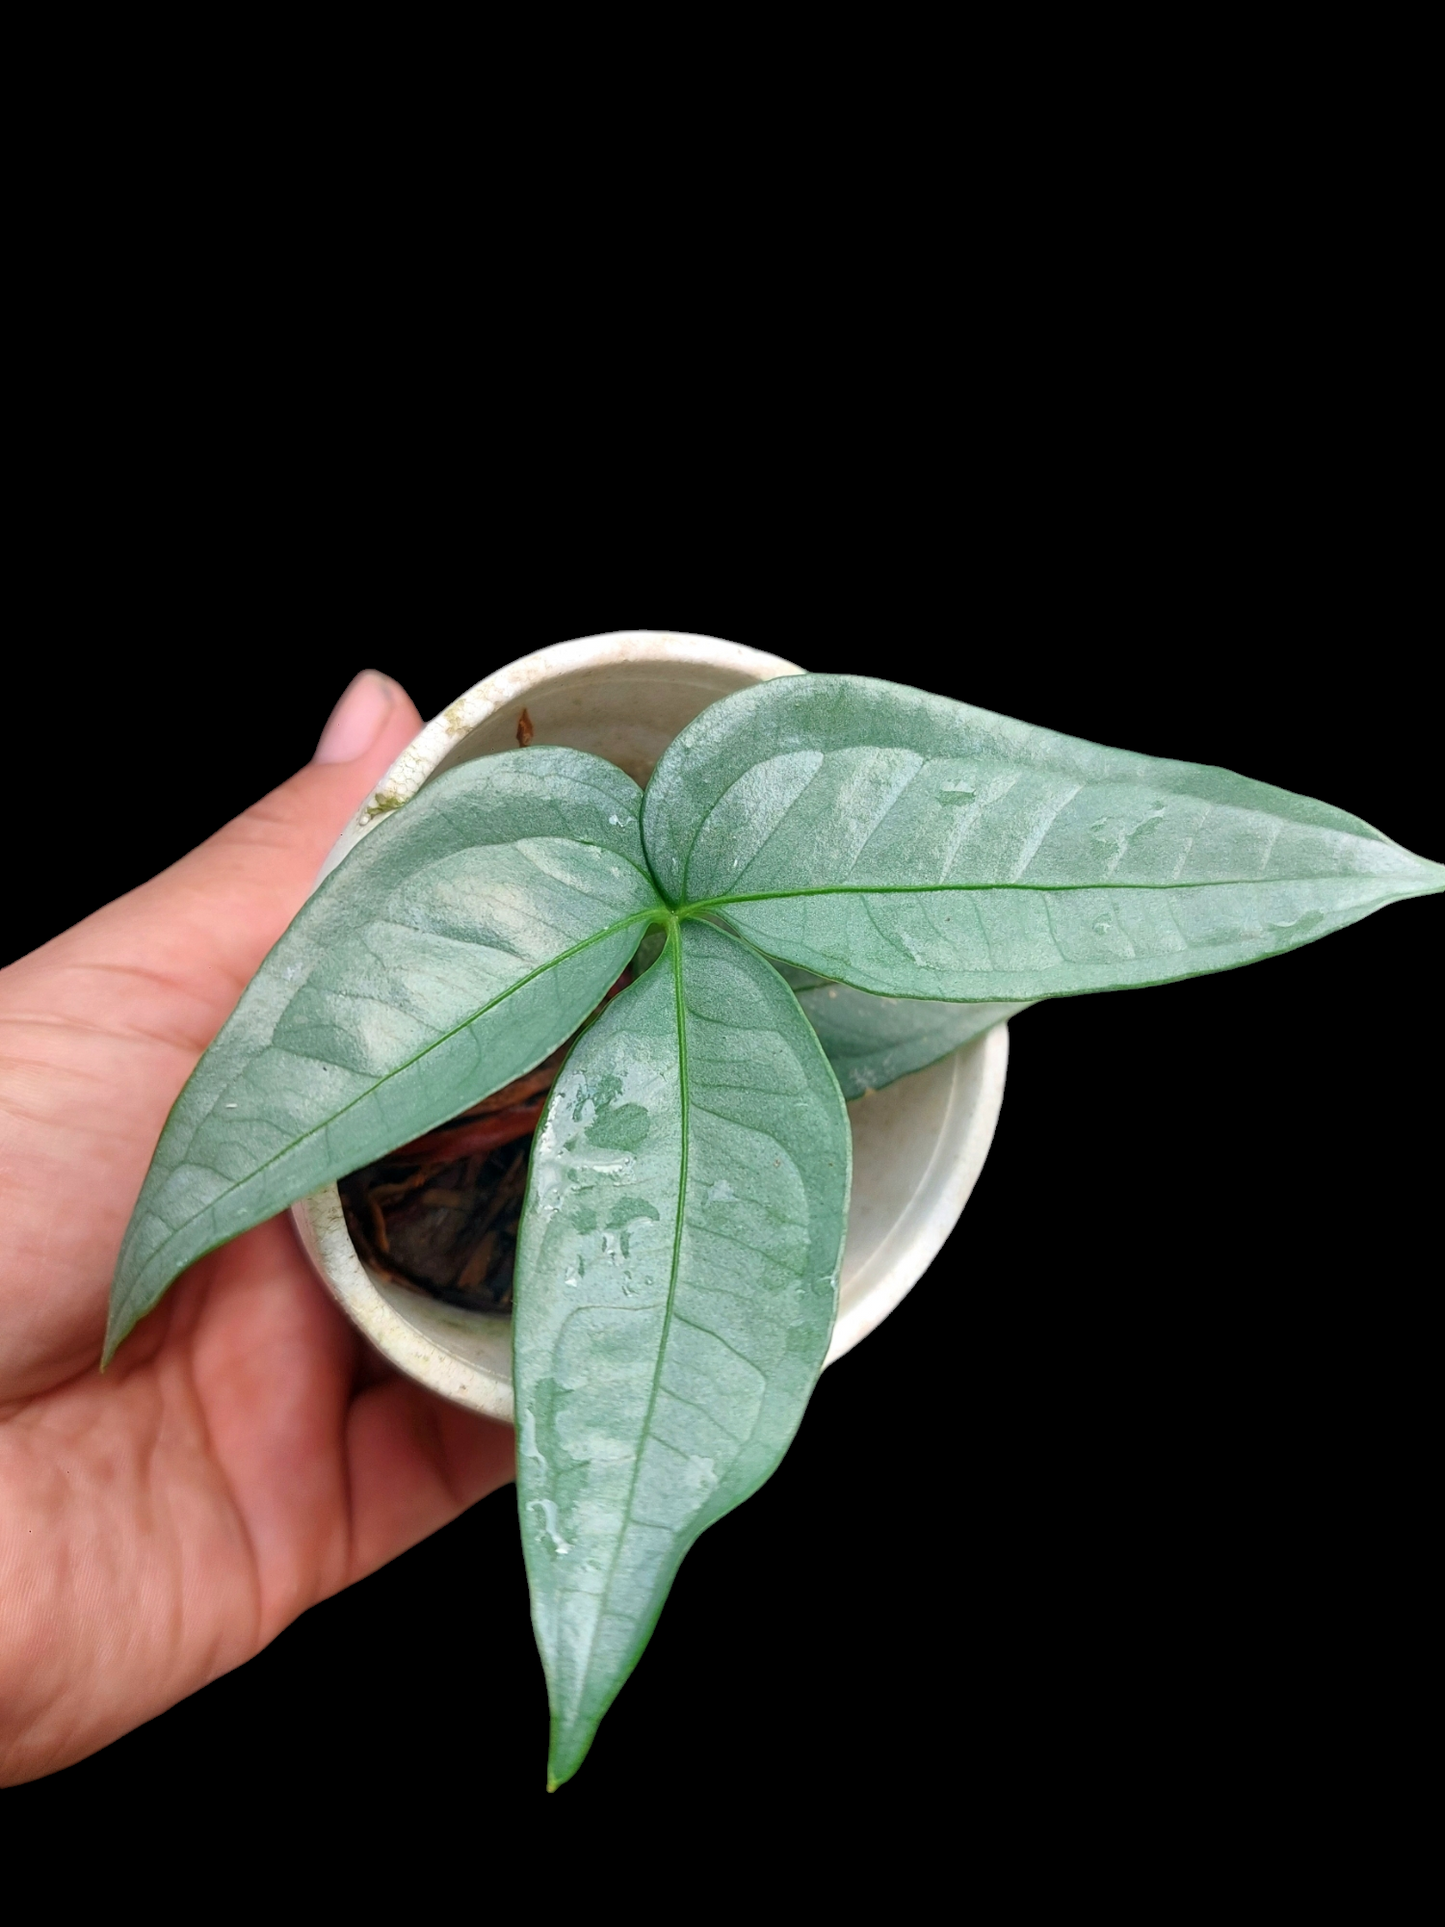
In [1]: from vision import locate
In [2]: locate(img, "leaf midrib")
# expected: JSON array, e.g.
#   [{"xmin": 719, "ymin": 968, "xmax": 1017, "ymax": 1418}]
[
  {"xmin": 122, "ymin": 905, "xmax": 659, "ymax": 1302},
  {"xmin": 573, "ymin": 918, "xmax": 692, "ymax": 1725},
  {"xmin": 677, "ymin": 871, "xmax": 1435, "ymax": 914}
]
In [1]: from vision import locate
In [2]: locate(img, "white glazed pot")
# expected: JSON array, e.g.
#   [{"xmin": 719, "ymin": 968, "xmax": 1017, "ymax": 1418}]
[{"xmin": 291, "ymin": 632, "xmax": 1010, "ymax": 1422}]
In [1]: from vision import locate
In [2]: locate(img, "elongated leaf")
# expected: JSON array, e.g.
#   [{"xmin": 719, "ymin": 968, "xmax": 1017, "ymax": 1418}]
[
  {"xmin": 106, "ymin": 750, "xmax": 662, "ymax": 1360},
  {"xmin": 643, "ymin": 675, "xmax": 1444, "ymax": 998},
  {"xmin": 514, "ymin": 919, "xmax": 850, "ymax": 1787},
  {"xmin": 797, "ymin": 981, "xmax": 1030, "ymax": 1098}
]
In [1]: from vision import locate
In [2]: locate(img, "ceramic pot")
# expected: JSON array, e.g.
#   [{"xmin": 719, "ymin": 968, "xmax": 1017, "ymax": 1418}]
[{"xmin": 291, "ymin": 632, "xmax": 1010, "ymax": 1421}]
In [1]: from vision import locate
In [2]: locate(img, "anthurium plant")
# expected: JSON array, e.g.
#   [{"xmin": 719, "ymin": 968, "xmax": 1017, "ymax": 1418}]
[{"xmin": 105, "ymin": 675, "xmax": 1443, "ymax": 1786}]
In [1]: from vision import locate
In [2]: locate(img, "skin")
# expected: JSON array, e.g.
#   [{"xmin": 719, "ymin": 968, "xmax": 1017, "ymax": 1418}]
[{"xmin": 0, "ymin": 674, "xmax": 515, "ymax": 1786}]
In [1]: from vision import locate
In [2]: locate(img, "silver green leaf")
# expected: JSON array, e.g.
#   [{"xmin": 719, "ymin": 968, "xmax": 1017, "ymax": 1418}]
[
  {"xmin": 643, "ymin": 675, "xmax": 1445, "ymax": 998},
  {"xmin": 513, "ymin": 919, "xmax": 850, "ymax": 1787},
  {"xmin": 105, "ymin": 750, "xmax": 661, "ymax": 1361},
  {"xmin": 797, "ymin": 981, "xmax": 1030, "ymax": 1098}
]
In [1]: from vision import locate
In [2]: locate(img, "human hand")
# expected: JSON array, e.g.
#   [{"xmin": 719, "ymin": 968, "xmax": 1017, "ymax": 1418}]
[{"xmin": 0, "ymin": 673, "xmax": 516, "ymax": 1785}]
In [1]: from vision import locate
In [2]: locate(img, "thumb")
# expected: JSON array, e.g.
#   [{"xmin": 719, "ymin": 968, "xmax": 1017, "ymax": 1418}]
[{"xmin": 29, "ymin": 671, "xmax": 427, "ymax": 1033}]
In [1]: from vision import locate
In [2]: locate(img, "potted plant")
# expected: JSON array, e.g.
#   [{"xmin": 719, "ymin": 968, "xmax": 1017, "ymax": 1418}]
[{"xmin": 106, "ymin": 630, "xmax": 1443, "ymax": 1788}]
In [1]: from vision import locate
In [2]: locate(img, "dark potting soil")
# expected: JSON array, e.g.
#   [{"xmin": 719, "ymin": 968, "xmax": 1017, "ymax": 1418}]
[{"xmin": 337, "ymin": 972, "xmax": 630, "ymax": 1314}]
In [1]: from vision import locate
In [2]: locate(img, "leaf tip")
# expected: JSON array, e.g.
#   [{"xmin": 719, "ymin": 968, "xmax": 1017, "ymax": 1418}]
[
  {"xmin": 100, "ymin": 1278, "xmax": 141, "ymax": 1371},
  {"xmin": 99, "ymin": 1314, "xmax": 126, "ymax": 1372},
  {"xmin": 545, "ymin": 1721, "xmax": 594, "ymax": 1791}
]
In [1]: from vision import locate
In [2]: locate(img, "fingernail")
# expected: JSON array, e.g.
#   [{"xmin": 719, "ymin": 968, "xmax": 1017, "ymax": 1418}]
[{"xmin": 314, "ymin": 671, "xmax": 397, "ymax": 765}]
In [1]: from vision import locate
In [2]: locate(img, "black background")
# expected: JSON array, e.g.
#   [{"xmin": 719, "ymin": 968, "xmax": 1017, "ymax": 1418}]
[
  {"xmin": 5, "ymin": 503, "xmax": 1437, "ymax": 1857},
  {"xmin": 2, "ymin": 147, "xmax": 1437, "ymax": 1864}
]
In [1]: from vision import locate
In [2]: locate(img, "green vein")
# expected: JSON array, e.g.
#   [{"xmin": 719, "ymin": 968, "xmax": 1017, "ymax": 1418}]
[
  {"xmin": 557, "ymin": 915, "xmax": 691, "ymax": 1788},
  {"xmin": 678, "ymin": 872, "xmax": 1442, "ymax": 915},
  {"xmin": 110, "ymin": 903, "xmax": 658, "ymax": 1352}
]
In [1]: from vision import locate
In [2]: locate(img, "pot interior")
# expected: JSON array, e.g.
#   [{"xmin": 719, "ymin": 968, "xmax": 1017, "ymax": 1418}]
[{"xmin": 426, "ymin": 655, "xmax": 778, "ymax": 788}]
